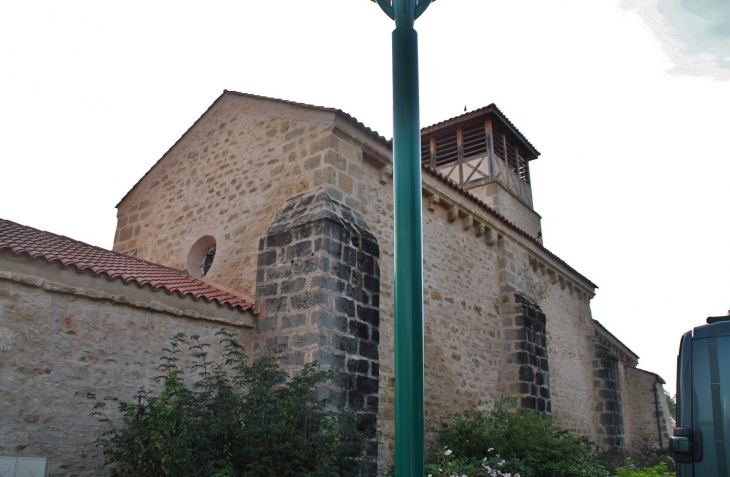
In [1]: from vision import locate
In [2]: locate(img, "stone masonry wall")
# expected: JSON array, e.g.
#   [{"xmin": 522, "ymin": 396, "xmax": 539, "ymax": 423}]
[
  {"xmin": 253, "ymin": 189, "xmax": 380, "ymax": 472},
  {"xmin": 467, "ymin": 181, "xmax": 541, "ymax": 239},
  {"xmin": 113, "ymin": 93, "xmax": 380, "ymax": 307},
  {"xmin": 502, "ymin": 294, "xmax": 551, "ymax": 412},
  {"xmin": 0, "ymin": 271, "xmax": 252, "ymax": 477},
  {"xmin": 624, "ymin": 367, "xmax": 671, "ymax": 449},
  {"xmin": 108, "ymin": 94, "xmax": 636, "ymax": 469},
  {"xmin": 540, "ymin": 282, "xmax": 597, "ymax": 439},
  {"xmin": 592, "ymin": 342, "xmax": 626, "ymax": 448}
]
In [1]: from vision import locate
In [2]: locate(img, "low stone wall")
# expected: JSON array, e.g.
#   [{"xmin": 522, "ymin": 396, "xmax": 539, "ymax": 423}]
[
  {"xmin": 624, "ymin": 367, "xmax": 671, "ymax": 449},
  {"xmin": 0, "ymin": 268, "xmax": 252, "ymax": 477}
]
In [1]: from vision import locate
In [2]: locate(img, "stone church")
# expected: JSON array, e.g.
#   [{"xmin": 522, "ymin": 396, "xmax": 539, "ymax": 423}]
[{"xmin": 0, "ymin": 91, "xmax": 672, "ymax": 476}]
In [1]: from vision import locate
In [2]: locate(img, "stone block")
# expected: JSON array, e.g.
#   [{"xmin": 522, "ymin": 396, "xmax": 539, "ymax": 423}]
[
  {"xmin": 521, "ymin": 396, "xmax": 537, "ymax": 410},
  {"xmin": 332, "ymin": 261, "xmax": 352, "ymax": 281},
  {"xmin": 332, "ymin": 333, "xmax": 358, "ymax": 354},
  {"xmin": 274, "ymin": 277, "xmax": 303, "ymax": 294},
  {"xmin": 348, "ymin": 391, "xmax": 365, "ymax": 407},
  {"xmin": 257, "ymin": 250, "xmax": 277, "ymax": 266},
  {"xmin": 347, "ymin": 358, "xmax": 370, "ymax": 375},
  {"xmin": 357, "ymin": 306, "xmax": 379, "ymax": 327},
  {"xmin": 256, "ymin": 283, "xmax": 278, "ymax": 297},
  {"xmin": 279, "ymin": 351, "xmax": 305, "ymax": 366},
  {"xmin": 266, "ymin": 231, "xmax": 292, "ymax": 248},
  {"xmin": 519, "ymin": 365, "xmax": 534, "ymax": 382},
  {"xmin": 281, "ymin": 313, "xmax": 307, "ymax": 330},
  {"xmin": 359, "ymin": 341, "xmax": 379, "ymax": 360},
  {"xmin": 334, "ymin": 296, "xmax": 355, "ymax": 317},
  {"xmin": 343, "ymin": 246, "xmax": 357, "ymax": 266},
  {"xmin": 356, "ymin": 375, "xmax": 379, "ymax": 395},
  {"xmin": 264, "ymin": 297, "xmax": 288, "ymax": 314},
  {"xmin": 292, "ymin": 332, "xmax": 319, "ymax": 349},
  {"xmin": 317, "ymin": 350, "xmax": 346, "ymax": 369},
  {"xmin": 267, "ymin": 264, "xmax": 292, "ymax": 280},
  {"xmin": 318, "ymin": 311, "xmax": 348, "ymax": 333},
  {"xmin": 311, "ymin": 275, "xmax": 345, "ymax": 293},
  {"xmin": 291, "ymin": 291, "xmax": 330, "ymax": 310},
  {"xmin": 255, "ymin": 317, "xmax": 277, "ymax": 334},
  {"xmin": 364, "ymin": 275, "xmax": 379, "ymax": 293},
  {"xmin": 349, "ymin": 320, "xmax": 370, "ymax": 340},
  {"xmin": 286, "ymin": 240, "xmax": 313, "ymax": 260}
]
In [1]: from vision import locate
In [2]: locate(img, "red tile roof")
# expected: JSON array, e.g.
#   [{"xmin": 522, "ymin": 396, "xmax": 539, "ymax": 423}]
[
  {"xmin": 421, "ymin": 104, "xmax": 540, "ymax": 160},
  {"xmin": 0, "ymin": 218, "xmax": 254, "ymax": 313}
]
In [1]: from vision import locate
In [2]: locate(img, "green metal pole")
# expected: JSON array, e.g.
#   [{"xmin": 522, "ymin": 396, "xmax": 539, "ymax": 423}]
[{"xmin": 375, "ymin": 1, "xmax": 431, "ymax": 475}]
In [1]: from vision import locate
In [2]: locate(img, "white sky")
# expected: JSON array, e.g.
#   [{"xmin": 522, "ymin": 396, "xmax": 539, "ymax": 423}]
[{"xmin": 1, "ymin": 0, "xmax": 728, "ymax": 397}]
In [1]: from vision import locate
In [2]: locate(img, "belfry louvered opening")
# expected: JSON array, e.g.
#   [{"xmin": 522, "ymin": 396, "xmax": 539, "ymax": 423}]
[
  {"xmin": 420, "ymin": 108, "xmax": 539, "ymax": 208},
  {"xmin": 421, "ymin": 120, "xmax": 533, "ymax": 185}
]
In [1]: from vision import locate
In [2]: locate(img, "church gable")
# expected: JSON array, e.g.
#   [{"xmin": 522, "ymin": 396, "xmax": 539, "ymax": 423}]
[{"xmin": 113, "ymin": 91, "xmax": 387, "ymax": 300}]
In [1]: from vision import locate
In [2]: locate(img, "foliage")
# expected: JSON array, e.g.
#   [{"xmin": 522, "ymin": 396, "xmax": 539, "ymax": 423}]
[
  {"xmin": 427, "ymin": 400, "xmax": 609, "ymax": 477},
  {"xmin": 425, "ymin": 446, "xmax": 523, "ymax": 477},
  {"xmin": 88, "ymin": 330, "xmax": 371, "ymax": 477},
  {"xmin": 601, "ymin": 445, "xmax": 675, "ymax": 475},
  {"xmin": 613, "ymin": 460, "xmax": 674, "ymax": 477}
]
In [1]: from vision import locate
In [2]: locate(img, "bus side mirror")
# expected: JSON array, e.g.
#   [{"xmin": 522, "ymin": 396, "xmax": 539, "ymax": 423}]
[{"xmin": 670, "ymin": 428, "xmax": 703, "ymax": 463}]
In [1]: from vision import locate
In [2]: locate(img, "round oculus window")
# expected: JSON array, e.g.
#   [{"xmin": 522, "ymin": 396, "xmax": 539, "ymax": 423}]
[{"xmin": 186, "ymin": 235, "xmax": 217, "ymax": 279}]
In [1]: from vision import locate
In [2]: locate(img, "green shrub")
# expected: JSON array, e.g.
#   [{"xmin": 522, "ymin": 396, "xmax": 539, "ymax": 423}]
[
  {"xmin": 427, "ymin": 400, "xmax": 609, "ymax": 477},
  {"xmin": 88, "ymin": 330, "xmax": 371, "ymax": 477},
  {"xmin": 614, "ymin": 460, "xmax": 673, "ymax": 477},
  {"xmin": 601, "ymin": 446, "xmax": 675, "ymax": 475}
]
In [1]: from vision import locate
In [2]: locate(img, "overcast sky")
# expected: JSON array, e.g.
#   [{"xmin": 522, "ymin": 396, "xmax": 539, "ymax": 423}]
[{"xmin": 1, "ymin": 0, "xmax": 728, "ymax": 397}]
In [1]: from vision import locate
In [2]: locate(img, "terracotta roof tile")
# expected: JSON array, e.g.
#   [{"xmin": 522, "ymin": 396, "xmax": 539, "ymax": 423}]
[
  {"xmin": 0, "ymin": 218, "xmax": 255, "ymax": 313},
  {"xmin": 421, "ymin": 104, "xmax": 540, "ymax": 159}
]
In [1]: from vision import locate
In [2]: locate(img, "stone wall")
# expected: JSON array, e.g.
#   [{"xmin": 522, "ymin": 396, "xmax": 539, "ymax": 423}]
[
  {"xmin": 592, "ymin": 342, "xmax": 626, "ymax": 447},
  {"xmin": 502, "ymin": 294, "xmax": 551, "ymax": 412},
  {"xmin": 253, "ymin": 189, "xmax": 381, "ymax": 471},
  {"xmin": 624, "ymin": 367, "xmax": 672, "ymax": 449},
  {"xmin": 466, "ymin": 180, "xmax": 542, "ymax": 239},
  {"xmin": 0, "ymin": 260, "xmax": 253, "ymax": 477},
  {"xmin": 113, "ymin": 93, "xmax": 387, "ymax": 308},
  {"xmin": 108, "ymin": 94, "xmax": 666, "ymax": 470}
]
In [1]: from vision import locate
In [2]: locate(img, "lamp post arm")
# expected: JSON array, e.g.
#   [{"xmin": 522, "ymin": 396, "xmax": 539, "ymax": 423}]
[
  {"xmin": 375, "ymin": 0, "xmax": 432, "ymax": 24},
  {"xmin": 414, "ymin": 0, "xmax": 432, "ymax": 19},
  {"xmin": 375, "ymin": 0, "xmax": 395, "ymax": 19}
]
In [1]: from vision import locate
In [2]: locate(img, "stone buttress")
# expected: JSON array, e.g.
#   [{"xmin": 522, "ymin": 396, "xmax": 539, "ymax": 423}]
[{"xmin": 254, "ymin": 188, "xmax": 380, "ymax": 469}]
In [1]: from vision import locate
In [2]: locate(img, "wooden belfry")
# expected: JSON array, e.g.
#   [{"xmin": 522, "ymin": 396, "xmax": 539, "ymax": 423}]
[{"xmin": 420, "ymin": 105, "xmax": 540, "ymax": 208}]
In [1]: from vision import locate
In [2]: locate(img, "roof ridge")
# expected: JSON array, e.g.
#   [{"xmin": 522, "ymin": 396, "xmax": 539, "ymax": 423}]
[{"xmin": 421, "ymin": 103, "xmax": 540, "ymax": 157}]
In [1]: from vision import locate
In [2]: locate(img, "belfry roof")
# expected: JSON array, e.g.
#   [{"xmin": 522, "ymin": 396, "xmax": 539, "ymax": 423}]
[{"xmin": 0, "ymin": 218, "xmax": 255, "ymax": 313}]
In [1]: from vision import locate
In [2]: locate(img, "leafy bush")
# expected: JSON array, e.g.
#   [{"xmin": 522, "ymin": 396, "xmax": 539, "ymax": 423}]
[
  {"xmin": 88, "ymin": 330, "xmax": 371, "ymax": 477},
  {"xmin": 601, "ymin": 446, "xmax": 675, "ymax": 475},
  {"xmin": 427, "ymin": 400, "xmax": 609, "ymax": 477},
  {"xmin": 613, "ymin": 460, "xmax": 673, "ymax": 477}
]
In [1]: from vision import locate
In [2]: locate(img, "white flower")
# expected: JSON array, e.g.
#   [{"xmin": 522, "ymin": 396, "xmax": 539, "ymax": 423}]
[
  {"xmin": 487, "ymin": 447, "xmax": 494, "ymax": 452},
  {"xmin": 498, "ymin": 460, "xmax": 505, "ymax": 466},
  {"xmin": 444, "ymin": 449, "xmax": 453, "ymax": 456}
]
